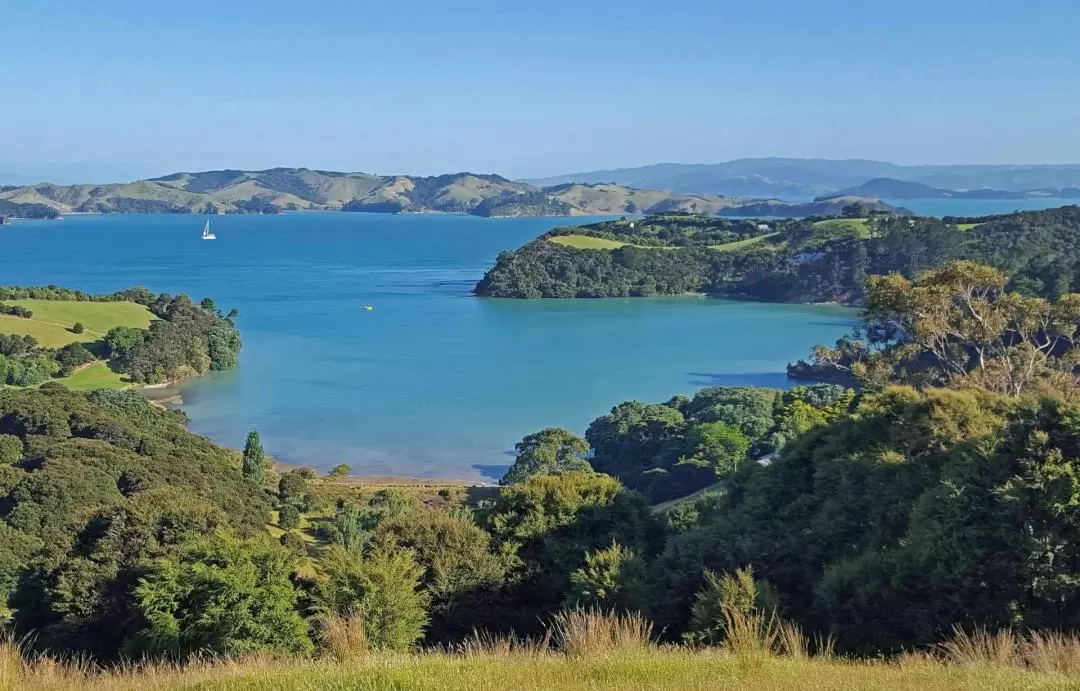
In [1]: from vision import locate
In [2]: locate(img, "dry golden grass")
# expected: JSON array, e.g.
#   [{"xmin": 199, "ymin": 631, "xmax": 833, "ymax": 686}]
[
  {"xmin": 548, "ymin": 608, "xmax": 654, "ymax": 657},
  {"xmin": 4, "ymin": 618, "xmax": 1080, "ymax": 690},
  {"xmin": 316, "ymin": 612, "xmax": 369, "ymax": 663}
]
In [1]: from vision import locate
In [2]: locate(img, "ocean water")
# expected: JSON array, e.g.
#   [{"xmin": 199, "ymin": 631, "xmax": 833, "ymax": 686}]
[
  {"xmin": 2, "ymin": 212, "xmax": 858, "ymax": 481},
  {"xmin": 889, "ymin": 197, "xmax": 1077, "ymax": 217}
]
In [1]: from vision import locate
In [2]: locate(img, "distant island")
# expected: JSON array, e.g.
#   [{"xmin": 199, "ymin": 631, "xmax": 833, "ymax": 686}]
[
  {"xmin": 525, "ymin": 157, "xmax": 1080, "ymax": 198},
  {"xmin": 819, "ymin": 177, "xmax": 1080, "ymax": 201},
  {"xmin": 475, "ymin": 205, "xmax": 1080, "ymax": 302},
  {"xmin": 0, "ymin": 167, "xmax": 902, "ymax": 219}
]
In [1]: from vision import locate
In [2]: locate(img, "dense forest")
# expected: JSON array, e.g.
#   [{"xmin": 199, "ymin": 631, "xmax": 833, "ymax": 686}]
[
  {"xmin": 476, "ymin": 206, "xmax": 1080, "ymax": 302},
  {"xmin": 0, "ymin": 287, "xmax": 242, "ymax": 387},
  {"xmin": 3, "ymin": 260, "xmax": 1080, "ymax": 667}
]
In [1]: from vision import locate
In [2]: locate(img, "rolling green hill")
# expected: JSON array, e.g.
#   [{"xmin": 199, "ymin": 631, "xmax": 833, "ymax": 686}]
[{"xmin": 0, "ymin": 168, "xmax": 902, "ymax": 218}]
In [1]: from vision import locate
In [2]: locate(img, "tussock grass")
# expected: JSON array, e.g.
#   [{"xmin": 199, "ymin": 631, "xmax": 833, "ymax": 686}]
[
  {"xmin": 939, "ymin": 626, "xmax": 1018, "ymax": 668},
  {"xmin": 317, "ymin": 612, "xmax": 369, "ymax": 662},
  {"xmin": 453, "ymin": 629, "xmax": 550, "ymax": 658},
  {"xmin": 3, "ymin": 623, "xmax": 1080, "ymax": 690},
  {"xmin": 1022, "ymin": 630, "xmax": 1080, "ymax": 675},
  {"xmin": 548, "ymin": 608, "xmax": 654, "ymax": 657}
]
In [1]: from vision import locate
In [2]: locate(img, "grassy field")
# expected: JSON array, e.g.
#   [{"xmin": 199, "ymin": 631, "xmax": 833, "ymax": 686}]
[
  {"xmin": 956, "ymin": 222, "xmax": 982, "ymax": 231},
  {"xmin": 5, "ymin": 646, "xmax": 1076, "ymax": 690},
  {"xmin": 6, "ymin": 300, "xmax": 153, "ymax": 336},
  {"xmin": 0, "ymin": 314, "xmax": 90, "ymax": 349},
  {"xmin": 709, "ymin": 233, "xmax": 779, "ymax": 252},
  {"xmin": 548, "ymin": 235, "xmax": 629, "ymax": 250},
  {"xmin": 0, "ymin": 300, "xmax": 153, "ymax": 348},
  {"xmin": 57, "ymin": 361, "xmax": 128, "ymax": 390},
  {"xmin": 811, "ymin": 218, "xmax": 871, "ymax": 238},
  {"xmin": 548, "ymin": 235, "xmax": 643, "ymax": 250},
  {"xmin": 0, "ymin": 300, "xmax": 153, "ymax": 389}
]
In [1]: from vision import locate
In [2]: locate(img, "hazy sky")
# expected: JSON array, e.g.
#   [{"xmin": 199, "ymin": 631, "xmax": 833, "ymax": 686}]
[{"xmin": 2, "ymin": 0, "xmax": 1079, "ymax": 181}]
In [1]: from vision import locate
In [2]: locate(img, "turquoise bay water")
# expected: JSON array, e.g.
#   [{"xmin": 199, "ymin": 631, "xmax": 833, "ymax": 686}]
[{"xmin": 3, "ymin": 213, "xmax": 855, "ymax": 481}]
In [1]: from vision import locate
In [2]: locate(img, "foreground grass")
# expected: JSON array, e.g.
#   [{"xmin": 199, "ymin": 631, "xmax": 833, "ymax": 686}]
[{"xmin": 7, "ymin": 648, "xmax": 1076, "ymax": 691}]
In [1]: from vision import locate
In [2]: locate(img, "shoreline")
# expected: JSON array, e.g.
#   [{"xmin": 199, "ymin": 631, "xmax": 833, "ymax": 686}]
[{"xmin": 269, "ymin": 459, "xmax": 491, "ymax": 488}]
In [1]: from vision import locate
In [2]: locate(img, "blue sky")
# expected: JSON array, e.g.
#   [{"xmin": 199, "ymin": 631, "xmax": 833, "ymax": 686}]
[{"xmin": 1, "ymin": 0, "xmax": 1078, "ymax": 181}]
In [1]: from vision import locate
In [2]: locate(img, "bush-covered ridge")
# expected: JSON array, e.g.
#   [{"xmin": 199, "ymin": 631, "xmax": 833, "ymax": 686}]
[
  {"xmin": 0, "ymin": 388, "xmax": 268, "ymax": 655},
  {"xmin": 476, "ymin": 205, "xmax": 1080, "ymax": 301}
]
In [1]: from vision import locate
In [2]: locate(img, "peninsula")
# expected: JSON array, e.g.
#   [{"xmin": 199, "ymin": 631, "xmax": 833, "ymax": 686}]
[
  {"xmin": 0, "ymin": 285, "xmax": 241, "ymax": 390},
  {"xmin": 475, "ymin": 205, "xmax": 1080, "ymax": 302}
]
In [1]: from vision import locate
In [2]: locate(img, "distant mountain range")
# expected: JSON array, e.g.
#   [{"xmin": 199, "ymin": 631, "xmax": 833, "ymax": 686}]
[
  {"xmin": 525, "ymin": 158, "xmax": 1080, "ymax": 198},
  {"xmin": 0, "ymin": 168, "xmax": 900, "ymax": 219},
  {"xmin": 819, "ymin": 177, "xmax": 1080, "ymax": 201}
]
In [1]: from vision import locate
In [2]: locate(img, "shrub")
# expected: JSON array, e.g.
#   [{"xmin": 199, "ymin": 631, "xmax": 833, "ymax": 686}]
[
  {"xmin": 71, "ymin": 322, "xmax": 84, "ymax": 334},
  {"xmin": 280, "ymin": 530, "xmax": 308, "ymax": 556},
  {"xmin": 134, "ymin": 532, "xmax": 312, "ymax": 658},
  {"xmin": 279, "ymin": 504, "xmax": 301, "ymax": 530},
  {"xmin": 0, "ymin": 435, "xmax": 22, "ymax": 464}
]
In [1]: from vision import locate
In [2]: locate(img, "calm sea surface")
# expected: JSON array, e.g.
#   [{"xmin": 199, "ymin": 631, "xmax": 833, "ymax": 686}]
[
  {"xmin": 3, "ymin": 212, "xmax": 862, "ymax": 480},
  {"xmin": 889, "ymin": 197, "xmax": 1077, "ymax": 216}
]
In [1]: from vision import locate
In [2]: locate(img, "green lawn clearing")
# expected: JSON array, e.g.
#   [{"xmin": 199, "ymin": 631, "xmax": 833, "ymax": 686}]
[
  {"xmin": 811, "ymin": 218, "xmax": 871, "ymax": 238},
  {"xmin": 56, "ymin": 361, "xmax": 130, "ymax": 390},
  {"xmin": 5, "ymin": 299, "xmax": 153, "ymax": 337},
  {"xmin": 549, "ymin": 235, "xmax": 631, "ymax": 250},
  {"xmin": 709, "ymin": 232, "xmax": 779, "ymax": 251}
]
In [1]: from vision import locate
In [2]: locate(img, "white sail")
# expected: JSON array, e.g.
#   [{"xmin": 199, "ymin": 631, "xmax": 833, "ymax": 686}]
[{"xmin": 202, "ymin": 220, "xmax": 216, "ymax": 240}]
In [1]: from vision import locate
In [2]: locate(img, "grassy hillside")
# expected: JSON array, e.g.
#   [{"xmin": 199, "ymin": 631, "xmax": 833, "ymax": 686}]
[
  {"xmin": 0, "ymin": 168, "xmax": 905, "ymax": 219},
  {"xmin": 0, "ymin": 300, "xmax": 155, "ymax": 389},
  {"xmin": 7, "ymin": 299, "xmax": 152, "ymax": 336},
  {"xmin": 0, "ymin": 300, "xmax": 152, "ymax": 348},
  {"xmin": 59, "ymin": 360, "xmax": 128, "ymax": 390}
]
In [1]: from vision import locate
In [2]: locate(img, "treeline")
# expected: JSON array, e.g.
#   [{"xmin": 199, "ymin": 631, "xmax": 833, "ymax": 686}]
[
  {"xmin": 0, "ymin": 285, "xmax": 156, "ymax": 302},
  {"xmin": 476, "ymin": 206, "xmax": 1080, "ymax": 301},
  {"xmin": 0, "ymin": 303, "xmax": 33, "ymax": 318},
  {"xmin": 0, "ymin": 335, "xmax": 94, "ymax": 385}
]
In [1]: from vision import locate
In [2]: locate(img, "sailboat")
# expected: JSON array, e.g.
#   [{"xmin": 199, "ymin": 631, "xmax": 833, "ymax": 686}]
[{"xmin": 201, "ymin": 220, "xmax": 217, "ymax": 241}]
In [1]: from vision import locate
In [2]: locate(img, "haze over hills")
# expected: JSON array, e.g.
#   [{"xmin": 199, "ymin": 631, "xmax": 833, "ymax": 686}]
[
  {"xmin": 525, "ymin": 158, "xmax": 1080, "ymax": 197},
  {"xmin": 0, "ymin": 168, "xmax": 900, "ymax": 219}
]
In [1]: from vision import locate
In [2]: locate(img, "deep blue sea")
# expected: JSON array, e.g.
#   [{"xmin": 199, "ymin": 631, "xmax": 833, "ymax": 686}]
[{"xmin": 10, "ymin": 202, "xmax": 1054, "ymax": 481}]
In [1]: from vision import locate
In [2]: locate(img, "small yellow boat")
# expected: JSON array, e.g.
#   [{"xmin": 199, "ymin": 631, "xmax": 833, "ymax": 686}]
[{"xmin": 362, "ymin": 305, "xmax": 374, "ymax": 311}]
